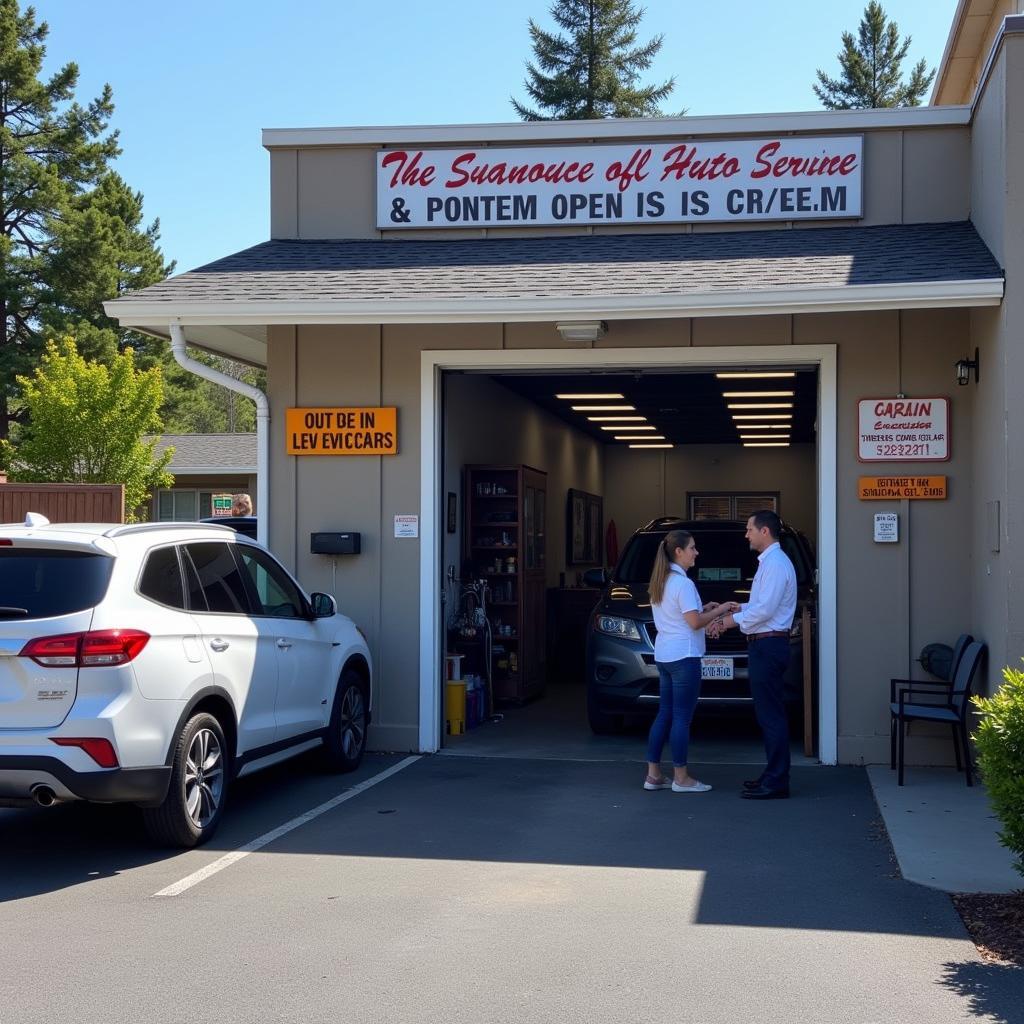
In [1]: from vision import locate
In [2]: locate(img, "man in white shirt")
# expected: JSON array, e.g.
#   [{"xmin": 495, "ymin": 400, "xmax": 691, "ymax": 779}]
[{"xmin": 715, "ymin": 510, "xmax": 797, "ymax": 799}]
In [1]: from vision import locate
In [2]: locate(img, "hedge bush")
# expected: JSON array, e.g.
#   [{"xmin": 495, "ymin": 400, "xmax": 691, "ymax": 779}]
[{"xmin": 972, "ymin": 661, "xmax": 1024, "ymax": 878}]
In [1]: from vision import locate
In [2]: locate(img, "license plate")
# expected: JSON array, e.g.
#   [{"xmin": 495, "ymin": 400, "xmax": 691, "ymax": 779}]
[{"xmin": 701, "ymin": 656, "xmax": 734, "ymax": 680}]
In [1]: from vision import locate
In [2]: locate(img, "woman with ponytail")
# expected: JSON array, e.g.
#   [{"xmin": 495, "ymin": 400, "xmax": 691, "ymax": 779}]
[{"xmin": 643, "ymin": 529, "xmax": 738, "ymax": 793}]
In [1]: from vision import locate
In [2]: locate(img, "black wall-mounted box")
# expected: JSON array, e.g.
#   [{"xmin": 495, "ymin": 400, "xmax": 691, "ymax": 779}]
[{"xmin": 310, "ymin": 532, "xmax": 361, "ymax": 555}]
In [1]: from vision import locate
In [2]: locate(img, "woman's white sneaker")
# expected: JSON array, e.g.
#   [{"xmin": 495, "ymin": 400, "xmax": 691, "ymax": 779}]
[{"xmin": 671, "ymin": 780, "xmax": 712, "ymax": 793}]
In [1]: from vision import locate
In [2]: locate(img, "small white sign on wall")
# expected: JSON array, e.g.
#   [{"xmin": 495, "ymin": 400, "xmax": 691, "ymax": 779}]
[
  {"xmin": 874, "ymin": 512, "xmax": 899, "ymax": 543},
  {"xmin": 394, "ymin": 515, "xmax": 419, "ymax": 538}
]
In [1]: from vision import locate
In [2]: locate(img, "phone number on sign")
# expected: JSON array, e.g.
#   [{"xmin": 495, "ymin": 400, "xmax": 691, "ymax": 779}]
[{"xmin": 872, "ymin": 442, "xmax": 934, "ymax": 457}]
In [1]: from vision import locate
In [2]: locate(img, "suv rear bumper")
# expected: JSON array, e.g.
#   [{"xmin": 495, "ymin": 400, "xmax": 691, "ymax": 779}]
[{"xmin": 0, "ymin": 756, "xmax": 171, "ymax": 805}]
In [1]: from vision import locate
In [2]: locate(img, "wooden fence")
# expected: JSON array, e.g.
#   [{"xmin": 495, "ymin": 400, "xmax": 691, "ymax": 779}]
[{"xmin": 0, "ymin": 481, "xmax": 125, "ymax": 524}]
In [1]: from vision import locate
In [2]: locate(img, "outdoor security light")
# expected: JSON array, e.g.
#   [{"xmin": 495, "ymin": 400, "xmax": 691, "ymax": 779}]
[
  {"xmin": 556, "ymin": 320, "xmax": 608, "ymax": 343},
  {"xmin": 955, "ymin": 348, "xmax": 979, "ymax": 385}
]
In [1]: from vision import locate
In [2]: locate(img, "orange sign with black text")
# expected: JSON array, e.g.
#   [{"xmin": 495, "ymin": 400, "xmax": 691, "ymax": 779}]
[
  {"xmin": 286, "ymin": 407, "xmax": 398, "ymax": 455},
  {"xmin": 858, "ymin": 476, "xmax": 947, "ymax": 500}
]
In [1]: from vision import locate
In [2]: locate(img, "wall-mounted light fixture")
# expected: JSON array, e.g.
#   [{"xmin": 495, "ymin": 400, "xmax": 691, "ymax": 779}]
[
  {"xmin": 556, "ymin": 320, "xmax": 607, "ymax": 343},
  {"xmin": 954, "ymin": 347, "xmax": 979, "ymax": 385}
]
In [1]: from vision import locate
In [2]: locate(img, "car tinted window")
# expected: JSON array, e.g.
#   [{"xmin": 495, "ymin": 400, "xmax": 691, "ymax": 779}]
[
  {"xmin": 616, "ymin": 531, "xmax": 758, "ymax": 585},
  {"xmin": 181, "ymin": 550, "xmax": 209, "ymax": 612},
  {"xmin": 780, "ymin": 533, "xmax": 811, "ymax": 585},
  {"xmin": 184, "ymin": 542, "xmax": 252, "ymax": 614},
  {"xmin": 234, "ymin": 546, "xmax": 306, "ymax": 618},
  {"xmin": 0, "ymin": 548, "xmax": 113, "ymax": 618},
  {"xmin": 138, "ymin": 546, "xmax": 186, "ymax": 609}
]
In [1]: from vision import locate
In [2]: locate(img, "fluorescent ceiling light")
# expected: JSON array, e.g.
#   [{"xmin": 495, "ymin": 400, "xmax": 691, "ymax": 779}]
[
  {"xmin": 586, "ymin": 415, "xmax": 645, "ymax": 422},
  {"xmin": 614, "ymin": 434, "xmax": 665, "ymax": 440},
  {"xmin": 601, "ymin": 424, "xmax": 656, "ymax": 431},
  {"xmin": 629, "ymin": 443, "xmax": 673, "ymax": 449},
  {"xmin": 740, "ymin": 434, "xmax": 792, "ymax": 440},
  {"xmin": 743, "ymin": 442, "xmax": 791, "ymax": 448},
  {"xmin": 555, "ymin": 393, "xmax": 624, "ymax": 400},
  {"xmin": 727, "ymin": 402, "xmax": 794, "ymax": 410},
  {"xmin": 732, "ymin": 413, "xmax": 793, "ymax": 420},
  {"xmin": 571, "ymin": 404, "xmax": 635, "ymax": 411},
  {"xmin": 716, "ymin": 372, "xmax": 796, "ymax": 379},
  {"xmin": 734, "ymin": 423, "xmax": 791, "ymax": 430},
  {"xmin": 721, "ymin": 391, "xmax": 795, "ymax": 398}
]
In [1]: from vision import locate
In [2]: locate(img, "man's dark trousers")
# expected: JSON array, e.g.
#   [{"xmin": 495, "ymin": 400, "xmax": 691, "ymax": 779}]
[{"xmin": 748, "ymin": 637, "xmax": 791, "ymax": 792}]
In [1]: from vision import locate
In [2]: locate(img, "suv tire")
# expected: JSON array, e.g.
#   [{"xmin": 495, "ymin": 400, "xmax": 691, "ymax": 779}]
[
  {"xmin": 587, "ymin": 694, "xmax": 624, "ymax": 735},
  {"xmin": 142, "ymin": 712, "xmax": 229, "ymax": 848},
  {"xmin": 322, "ymin": 669, "xmax": 368, "ymax": 772}
]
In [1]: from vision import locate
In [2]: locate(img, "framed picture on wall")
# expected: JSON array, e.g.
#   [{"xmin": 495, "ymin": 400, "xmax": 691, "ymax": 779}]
[
  {"xmin": 447, "ymin": 492, "xmax": 458, "ymax": 534},
  {"xmin": 567, "ymin": 488, "xmax": 603, "ymax": 565}
]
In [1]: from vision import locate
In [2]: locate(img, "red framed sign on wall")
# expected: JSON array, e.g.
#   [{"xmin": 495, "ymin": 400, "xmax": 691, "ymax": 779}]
[{"xmin": 857, "ymin": 397, "xmax": 950, "ymax": 462}]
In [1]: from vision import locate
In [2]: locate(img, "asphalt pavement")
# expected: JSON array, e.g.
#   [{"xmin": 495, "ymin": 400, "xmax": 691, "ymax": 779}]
[{"xmin": 2, "ymin": 752, "xmax": 1021, "ymax": 1023}]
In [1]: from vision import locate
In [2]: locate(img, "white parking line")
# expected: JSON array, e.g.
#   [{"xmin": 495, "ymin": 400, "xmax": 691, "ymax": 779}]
[{"xmin": 153, "ymin": 756, "xmax": 421, "ymax": 898}]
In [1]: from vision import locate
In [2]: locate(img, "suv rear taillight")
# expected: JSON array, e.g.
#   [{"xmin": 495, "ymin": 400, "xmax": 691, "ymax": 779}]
[
  {"xmin": 20, "ymin": 629, "xmax": 150, "ymax": 667},
  {"xmin": 50, "ymin": 737, "xmax": 119, "ymax": 768}
]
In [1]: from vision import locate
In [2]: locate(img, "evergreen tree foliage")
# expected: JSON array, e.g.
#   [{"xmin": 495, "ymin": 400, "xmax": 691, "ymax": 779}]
[
  {"xmin": 0, "ymin": 337, "xmax": 173, "ymax": 520},
  {"xmin": 512, "ymin": 0, "xmax": 676, "ymax": 120},
  {"xmin": 814, "ymin": 2, "xmax": 935, "ymax": 109},
  {"xmin": 0, "ymin": 0, "xmax": 173, "ymax": 440}
]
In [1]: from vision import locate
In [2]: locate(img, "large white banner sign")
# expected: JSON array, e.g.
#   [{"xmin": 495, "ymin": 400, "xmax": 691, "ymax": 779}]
[{"xmin": 375, "ymin": 137, "xmax": 862, "ymax": 229}]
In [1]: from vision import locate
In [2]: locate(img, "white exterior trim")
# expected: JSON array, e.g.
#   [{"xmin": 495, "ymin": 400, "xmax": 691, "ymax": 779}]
[
  {"xmin": 109, "ymin": 278, "xmax": 1003, "ymax": 332},
  {"xmin": 418, "ymin": 344, "xmax": 840, "ymax": 766},
  {"xmin": 264, "ymin": 106, "xmax": 972, "ymax": 149}
]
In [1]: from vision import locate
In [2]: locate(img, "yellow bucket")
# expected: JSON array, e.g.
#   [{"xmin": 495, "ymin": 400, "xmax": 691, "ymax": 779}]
[{"xmin": 445, "ymin": 680, "xmax": 467, "ymax": 735}]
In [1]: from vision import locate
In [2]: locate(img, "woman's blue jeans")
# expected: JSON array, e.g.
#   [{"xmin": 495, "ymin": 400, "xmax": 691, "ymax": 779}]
[{"xmin": 646, "ymin": 657, "xmax": 702, "ymax": 766}]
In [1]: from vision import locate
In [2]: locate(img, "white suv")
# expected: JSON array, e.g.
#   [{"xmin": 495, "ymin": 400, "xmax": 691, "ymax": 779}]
[{"xmin": 0, "ymin": 517, "xmax": 372, "ymax": 847}]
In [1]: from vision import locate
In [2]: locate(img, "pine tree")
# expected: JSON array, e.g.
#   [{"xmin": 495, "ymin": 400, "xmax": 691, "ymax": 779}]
[
  {"xmin": 814, "ymin": 2, "xmax": 935, "ymax": 109},
  {"xmin": 0, "ymin": 1, "xmax": 172, "ymax": 440},
  {"xmin": 512, "ymin": 0, "xmax": 676, "ymax": 120}
]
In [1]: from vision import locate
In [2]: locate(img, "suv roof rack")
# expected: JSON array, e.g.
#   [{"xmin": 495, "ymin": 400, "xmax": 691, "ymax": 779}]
[
  {"xmin": 102, "ymin": 522, "xmax": 235, "ymax": 539},
  {"xmin": 642, "ymin": 516, "xmax": 686, "ymax": 530}
]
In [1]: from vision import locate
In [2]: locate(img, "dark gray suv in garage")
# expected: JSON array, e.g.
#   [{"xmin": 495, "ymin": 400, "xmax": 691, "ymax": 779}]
[{"xmin": 584, "ymin": 517, "xmax": 816, "ymax": 733}]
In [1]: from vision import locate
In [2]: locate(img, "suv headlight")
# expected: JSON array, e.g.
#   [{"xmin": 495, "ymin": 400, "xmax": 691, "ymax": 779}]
[{"xmin": 595, "ymin": 614, "xmax": 643, "ymax": 642}]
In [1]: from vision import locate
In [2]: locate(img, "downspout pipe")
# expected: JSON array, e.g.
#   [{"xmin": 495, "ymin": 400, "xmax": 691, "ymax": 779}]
[{"xmin": 169, "ymin": 323, "xmax": 270, "ymax": 548}]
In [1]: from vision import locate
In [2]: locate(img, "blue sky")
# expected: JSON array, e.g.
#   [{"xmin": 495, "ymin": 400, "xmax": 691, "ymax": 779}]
[{"xmin": 32, "ymin": 0, "xmax": 959, "ymax": 275}]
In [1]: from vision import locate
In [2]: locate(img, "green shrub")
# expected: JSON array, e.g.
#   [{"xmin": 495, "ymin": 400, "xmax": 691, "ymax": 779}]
[{"xmin": 972, "ymin": 661, "xmax": 1024, "ymax": 877}]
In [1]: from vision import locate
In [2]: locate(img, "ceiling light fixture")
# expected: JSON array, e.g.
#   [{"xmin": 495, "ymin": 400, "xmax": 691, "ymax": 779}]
[
  {"xmin": 629, "ymin": 443, "xmax": 673, "ymax": 449},
  {"xmin": 732, "ymin": 413, "xmax": 793, "ymax": 420},
  {"xmin": 571, "ymin": 404, "xmax": 635, "ymax": 412},
  {"xmin": 721, "ymin": 391, "xmax": 795, "ymax": 398},
  {"xmin": 600, "ymin": 424, "xmax": 656, "ymax": 431},
  {"xmin": 556, "ymin": 320, "xmax": 607, "ymax": 343},
  {"xmin": 727, "ymin": 402, "xmax": 794, "ymax": 410},
  {"xmin": 716, "ymin": 372, "xmax": 796, "ymax": 379},
  {"xmin": 743, "ymin": 442, "xmax": 791, "ymax": 448},
  {"xmin": 555, "ymin": 393, "xmax": 624, "ymax": 400},
  {"xmin": 740, "ymin": 434, "xmax": 792, "ymax": 440},
  {"xmin": 586, "ymin": 415, "xmax": 646, "ymax": 422},
  {"xmin": 733, "ymin": 423, "xmax": 791, "ymax": 430},
  {"xmin": 614, "ymin": 434, "xmax": 665, "ymax": 440}
]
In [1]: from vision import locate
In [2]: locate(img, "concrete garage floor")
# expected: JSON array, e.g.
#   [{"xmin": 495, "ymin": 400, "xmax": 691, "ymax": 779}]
[
  {"xmin": 3, "ymin": 751, "xmax": 1019, "ymax": 1024},
  {"xmin": 444, "ymin": 679, "xmax": 818, "ymax": 770}
]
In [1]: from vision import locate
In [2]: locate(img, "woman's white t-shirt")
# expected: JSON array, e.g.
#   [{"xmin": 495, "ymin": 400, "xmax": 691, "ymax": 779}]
[{"xmin": 651, "ymin": 563, "xmax": 706, "ymax": 662}]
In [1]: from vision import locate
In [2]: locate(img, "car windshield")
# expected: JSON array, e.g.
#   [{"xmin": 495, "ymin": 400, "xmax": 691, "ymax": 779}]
[
  {"xmin": 615, "ymin": 531, "xmax": 758, "ymax": 585},
  {"xmin": 615, "ymin": 529, "xmax": 811, "ymax": 586},
  {"xmin": 0, "ymin": 548, "xmax": 114, "ymax": 618}
]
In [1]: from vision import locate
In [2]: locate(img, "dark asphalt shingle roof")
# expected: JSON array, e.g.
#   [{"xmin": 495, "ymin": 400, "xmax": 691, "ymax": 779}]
[
  {"xmin": 147, "ymin": 434, "xmax": 256, "ymax": 472},
  {"xmin": 121, "ymin": 222, "xmax": 1001, "ymax": 305}
]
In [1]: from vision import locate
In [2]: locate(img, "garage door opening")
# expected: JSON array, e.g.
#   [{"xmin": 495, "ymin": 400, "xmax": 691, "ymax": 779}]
[{"xmin": 436, "ymin": 361, "xmax": 822, "ymax": 765}]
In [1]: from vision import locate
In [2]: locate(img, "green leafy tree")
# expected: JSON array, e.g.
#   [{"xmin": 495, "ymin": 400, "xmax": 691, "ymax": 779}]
[
  {"xmin": 973, "ymin": 662, "xmax": 1024, "ymax": 877},
  {"xmin": 162, "ymin": 352, "xmax": 264, "ymax": 434},
  {"xmin": 0, "ymin": 1, "xmax": 173, "ymax": 440},
  {"xmin": 512, "ymin": 0, "xmax": 676, "ymax": 120},
  {"xmin": 814, "ymin": 2, "xmax": 935, "ymax": 109},
  {"xmin": 0, "ymin": 337, "xmax": 174, "ymax": 520}
]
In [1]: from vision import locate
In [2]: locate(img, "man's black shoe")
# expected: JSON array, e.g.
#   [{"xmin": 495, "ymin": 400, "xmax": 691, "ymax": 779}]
[
  {"xmin": 742, "ymin": 778, "xmax": 763, "ymax": 790},
  {"xmin": 740, "ymin": 785, "xmax": 790, "ymax": 800}
]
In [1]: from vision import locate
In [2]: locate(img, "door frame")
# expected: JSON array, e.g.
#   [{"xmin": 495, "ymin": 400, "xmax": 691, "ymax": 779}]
[{"xmin": 420, "ymin": 344, "xmax": 838, "ymax": 763}]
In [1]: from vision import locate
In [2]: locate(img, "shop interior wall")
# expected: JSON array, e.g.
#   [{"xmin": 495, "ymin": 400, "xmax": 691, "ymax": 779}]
[
  {"xmin": 603, "ymin": 444, "xmax": 817, "ymax": 553},
  {"xmin": 443, "ymin": 373, "xmax": 604, "ymax": 588}
]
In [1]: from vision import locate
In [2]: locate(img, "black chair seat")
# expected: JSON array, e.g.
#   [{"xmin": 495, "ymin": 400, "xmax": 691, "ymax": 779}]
[{"xmin": 888, "ymin": 702, "xmax": 958, "ymax": 722}]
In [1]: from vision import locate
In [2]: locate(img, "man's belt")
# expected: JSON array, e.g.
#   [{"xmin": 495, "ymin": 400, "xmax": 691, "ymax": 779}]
[{"xmin": 747, "ymin": 630, "xmax": 790, "ymax": 642}]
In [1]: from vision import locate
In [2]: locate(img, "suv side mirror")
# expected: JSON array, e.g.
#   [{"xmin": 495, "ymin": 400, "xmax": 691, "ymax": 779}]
[
  {"xmin": 582, "ymin": 568, "xmax": 608, "ymax": 588},
  {"xmin": 310, "ymin": 592, "xmax": 337, "ymax": 618}
]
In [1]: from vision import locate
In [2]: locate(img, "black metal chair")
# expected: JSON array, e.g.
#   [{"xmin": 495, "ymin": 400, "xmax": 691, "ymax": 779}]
[{"xmin": 889, "ymin": 640, "xmax": 986, "ymax": 786}]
